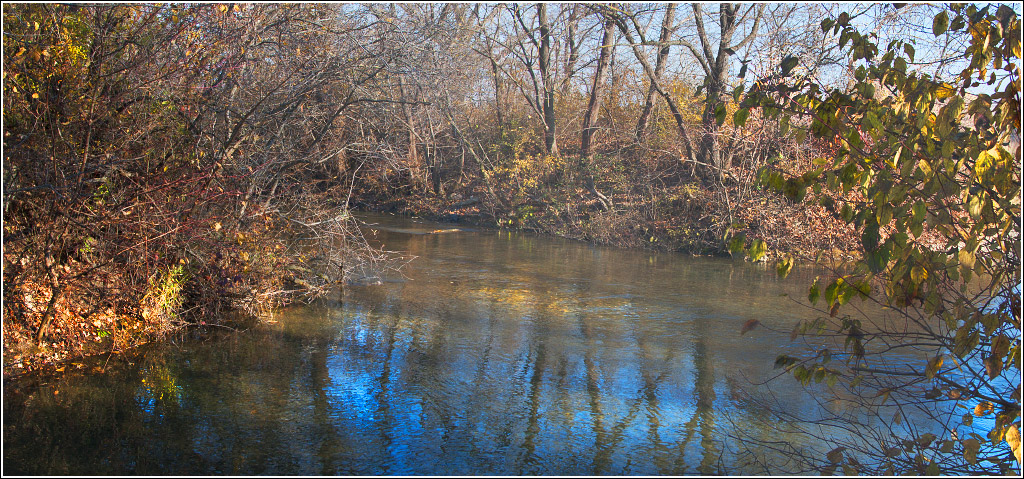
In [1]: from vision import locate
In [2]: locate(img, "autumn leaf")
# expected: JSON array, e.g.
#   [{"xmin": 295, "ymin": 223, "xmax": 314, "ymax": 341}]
[
  {"xmin": 1006, "ymin": 425, "xmax": 1022, "ymax": 466},
  {"xmin": 826, "ymin": 446, "xmax": 845, "ymax": 463},
  {"xmin": 963, "ymin": 438, "xmax": 980, "ymax": 465},
  {"xmin": 935, "ymin": 82, "xmax": 956, "ymax": 99}
]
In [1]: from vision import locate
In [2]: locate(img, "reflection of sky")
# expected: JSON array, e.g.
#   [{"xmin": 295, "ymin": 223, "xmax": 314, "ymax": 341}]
[
  {"xmin": 4, "ymin": 214, "xmax": 954, "ymax": 475},
  {"xmin": 300, "ymin": 288, "xmax": 818, "ymax": 474}
]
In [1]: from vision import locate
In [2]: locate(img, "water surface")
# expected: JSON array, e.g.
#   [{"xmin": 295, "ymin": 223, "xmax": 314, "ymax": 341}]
[{"xmin": 4, "ymin": 212, "xmax": 917, "ymax": 475}]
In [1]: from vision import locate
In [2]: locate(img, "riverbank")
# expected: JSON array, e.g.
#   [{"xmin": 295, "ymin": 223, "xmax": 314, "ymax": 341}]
[
  {"xmin": 2, "ymin": 205, "xmax": 373, "ymax": 379},
  {"xmin": 350, "ymin": 177, "xmax": 862, "ymax": 264},
  {"xmin": 0, "ymin": 220, "xmax": 858, "ymax": 475},
  {"xmin": 4, "ymin": 171, "xmax": 859, "ymax": 379}
]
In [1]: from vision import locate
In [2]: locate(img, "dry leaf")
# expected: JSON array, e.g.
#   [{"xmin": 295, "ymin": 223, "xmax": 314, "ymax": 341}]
[{"xmin": 1006, "ymin": 425, "xmax": 1021, "ymax": 466}]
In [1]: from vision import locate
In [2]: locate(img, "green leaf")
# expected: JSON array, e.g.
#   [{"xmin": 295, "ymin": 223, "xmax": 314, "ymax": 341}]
[
  {"xmin": 865, "ymin": 111, "xmax": 882, "ymax": 130},
  {"xmin": 780, "ymin": 55, "xmax": 799, "ymax": 76},
  {"xmin": 733, "ymin": 108, "xmax": 750, "ymax": 127},
  {"xmin": 866, "ymin": 242, "xmax": 891, "ymax": 273},
  {"xmin": 912, "ymin": 201, "xmax": 926, "ymax": 223},
  {"xmin": 728, "ymin": 233, "xmax": 746, "ymax": 255},
  {"xmin": 825, "ymin": 280, "xmax": 841, "ymax": 307},
  {"xmin": 714, "ymin": 103, "xmax": 727, "ymax": 126},
  {"xmin": 776, "ymin": 256, "xmax": 794, "ymax": 279},
  {"xmin": 911, "ymin": 265, "xmax": 928, "ymax": 284},
  {"xmin": 968, "ymin": 194, "xmax": 984, "ymax": 219},
  {"xmin": 747, "ymin": 239, "xmax": 767, "ymax": 262},
  {"xmin": 863, "ymin": 82, "xmax": 875, "ymax": 99},
  {"xmin": 990, "ymin": 334, "xmax": 1011, "ymax": 362},
  {"xmin": 958, "ymin": 249, "xmax": 976, "ymax": 269},
  {"xmin": 774, "ymin": 355, "xmax": 796, "ymax": 369},
  {"xmin": 732, "ymin": 84, "xmax": 744, "ymax": 102},
  {"xmin": 932, "ymin": 11, "xmax": 949, "ymax": 36},
  {"xmin": 809, "ymin": 277, "xmax": 821, "ymax": 304},
  {"xmin": 783, "ymin": 177, "xmax": 807, "ymax": 202},
  {"xmin": 903, "ymin": 43, "xmax": 916, "ymax": 62},
  {"xmin": 862, "ymin": 218, "xmax": 881, "ymax": 251}
]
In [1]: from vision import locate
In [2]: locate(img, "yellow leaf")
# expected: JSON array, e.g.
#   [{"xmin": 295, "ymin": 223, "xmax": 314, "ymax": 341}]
[
  {"xmin": 911, "ymin": 265, "xmax": 928, "ymax": 283},
  {"xmin": 1006, "ymin": 425, "xmax": 1022, "ymax": 466},
  {"xmin": 15, "ymin": 46, "xmax": 25, "ymax": 57},
  {"xmin": 935, "ymin": 82, "xmax": 955, "ymax": 99},
  {"xmin": 970, "ymin": 20, "xmax": 990, "ymax": 43},
  {"xmin": 214, "ymin": 222, "xmax": 222, "ymax": 231},
  {"xmin": 31, "ymin": 93, "xmax": 39, "ymax": 99}
]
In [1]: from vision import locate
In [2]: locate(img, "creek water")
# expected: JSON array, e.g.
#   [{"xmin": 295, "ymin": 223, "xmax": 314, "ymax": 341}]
[{"xmin": 3, "ymin": 212, "xmax": 927, "ymax": 475}]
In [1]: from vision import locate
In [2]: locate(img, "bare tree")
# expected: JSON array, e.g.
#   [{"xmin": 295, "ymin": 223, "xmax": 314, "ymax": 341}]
[
  {"xmin": 580, "ymin": 14, "xmax": 616, "ymax": 211},
  {"xmin": 535, "ymin": 3, "xmax": 559, "ymax": 156},
  {"xmin": 604, "ymin": 5, "xmax": 698, "ymax": 167},
  {"xmin": 635, "ymin": 3, "xmax": 677, "ymax": 142},
  {"xmin": 685, "ymin": 3, "xmax": 764, "ymax": 180}
]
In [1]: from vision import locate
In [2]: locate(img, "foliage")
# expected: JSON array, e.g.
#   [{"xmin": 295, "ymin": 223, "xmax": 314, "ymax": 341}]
[
  {"xmin": 141, "ymin": 264, "xmax": 188, "ymax": 327},
  {"xmin": 740, "ymin": 3, "xmax": 1020, "ymax": 474},
  {"xmin": 2, "ymin": 4, "xmax": 398, "ymax": 371}
]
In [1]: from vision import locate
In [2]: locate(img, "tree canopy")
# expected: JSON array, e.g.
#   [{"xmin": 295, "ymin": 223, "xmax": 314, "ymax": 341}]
[{"xmin": 736, "ymin": 3, "xmax": 1020, "ymax": 474}]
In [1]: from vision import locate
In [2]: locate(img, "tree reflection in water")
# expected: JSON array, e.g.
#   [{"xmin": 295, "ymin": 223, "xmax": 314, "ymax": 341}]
[{"xmin": 4, "ymin": 213, "xmax": 937, "ymax": 475}]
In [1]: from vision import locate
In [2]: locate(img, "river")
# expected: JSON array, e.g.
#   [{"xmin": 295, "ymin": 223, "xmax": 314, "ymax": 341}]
[{"xmin": 3, "ymin": 212, "xmax": 927, "ymax": 475}]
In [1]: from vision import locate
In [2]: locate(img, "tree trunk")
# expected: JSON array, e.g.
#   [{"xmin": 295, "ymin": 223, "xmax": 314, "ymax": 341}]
[
  {"xmin": 488, "ymin": 53, "xmax": 504, "ymax": 133},
  {"xmin": 538, "ymin": 3, "xmax": 559, "ymax": 156},
  {"xmin": 580, "ymin": 18, "xmax": 616, "ymax": 211},
  {"xmin": 563, "ymin": 5, "xmax": 581, "ymax": 95},
  {"xmin": 691, "ymin": 3, "xmax": 763, "ymax": 182},
  {"xmin": 698, "ymin": 71, "xmax": 728, "ymax": 181},
  {"xmin": 616, "ymin": 18, "xmax": 696, "ymax": 166},
  {"xmin": 398, "ymin": 75, "xmax": 420, "ymax": 181},
  {"xmin": 636, "ymin": 3, "xmax": 676, "ymax": 142}
]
